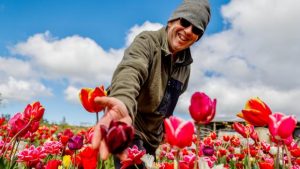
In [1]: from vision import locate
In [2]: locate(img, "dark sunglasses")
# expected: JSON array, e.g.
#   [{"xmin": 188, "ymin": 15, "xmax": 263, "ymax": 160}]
[{"xmin": 179, "ymin": 18, "xmax": 203, "ymax": 36}]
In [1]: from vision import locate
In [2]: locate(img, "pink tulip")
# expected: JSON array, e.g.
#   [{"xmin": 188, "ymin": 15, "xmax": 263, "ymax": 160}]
[
  {"xmin": 189, "ymin": 92, "xmax": 216, "ymax": 124},
  {"xmin": 17, "ymin": 145, "xmax": 47, "ymax": 167},
  {"xmin": 120, "ymin": 145, "xmax": 146, "ymax": 169},
  {"xmin": 268, "ymin": 112, "xmax": 297, "ymax": 140},
  {"xmin": 164, "ymin": 116, "xmax": 194, "ymax": 149}
]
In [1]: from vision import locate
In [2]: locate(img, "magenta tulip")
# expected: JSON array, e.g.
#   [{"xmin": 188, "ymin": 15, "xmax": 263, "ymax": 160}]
[
  {"xmin": 268, "ymin": 112, "xmax": 297, "ymax": 140},
  {"xmin": 164, "ymin": 116, "xmax": 194, "ymax": 149},
  {"xmin": 189, "ymin": 92, "xmax": 216, "ymax": 124}
]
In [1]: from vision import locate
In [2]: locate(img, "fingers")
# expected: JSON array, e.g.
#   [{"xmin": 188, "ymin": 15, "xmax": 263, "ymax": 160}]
[
  {"xmin": 99, "ymin": 140, "xmax": 110, "ymax": 160},
  {"xmin": 91, "ymin": 123, "xmax": 101, "ymax": 149},
  {"xmin": 117, "ymin": 150, "xmax": 128, "ymax": 161},
  {"xmin": 117, "ymin": 115, "xmax": 132, "ymax": 125},
  {"xmin": 92, "ymin": 114, "xmax": 112, "ymax": 149},
  {"xmin": 94, "ymin": 96, "xmax": 111, "ymax": 107}
]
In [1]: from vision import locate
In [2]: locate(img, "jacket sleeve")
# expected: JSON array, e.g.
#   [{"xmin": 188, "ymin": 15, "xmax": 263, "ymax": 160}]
[{"xmin": 108, "ymin": 32, "xmax": 153, "ymax": 119}]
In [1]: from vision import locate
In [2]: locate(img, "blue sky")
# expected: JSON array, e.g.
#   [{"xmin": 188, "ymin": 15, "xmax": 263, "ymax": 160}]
[{"xmin": 1, "ymin": 0, "xmax": 299, "ymax": 125}]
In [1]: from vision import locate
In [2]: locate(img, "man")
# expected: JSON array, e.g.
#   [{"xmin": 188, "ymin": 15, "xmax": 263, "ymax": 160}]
[{"xmin": 92, "ymin": 0, "xmax": 211, "ymax": 167}]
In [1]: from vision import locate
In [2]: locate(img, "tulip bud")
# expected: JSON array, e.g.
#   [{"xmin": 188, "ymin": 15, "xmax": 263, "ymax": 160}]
[{"xmin": 189, "ymin": 92, "xmax": 216, "ymax": 124}]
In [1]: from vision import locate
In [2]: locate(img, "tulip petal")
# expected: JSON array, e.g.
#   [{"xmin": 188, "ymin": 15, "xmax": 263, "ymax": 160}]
[
  {"xmin": 277, "ymin": 115, "xmax": 297, "ymax": 139},
  {"xmin": 164, "ymin": 118, "xmax": 176, "ymax": 146},
  {"xmin": 79, "ymin": 88, "xmax": 95, "ymax": 112},
  {"xmin": 175, "ymin": 121, "xmax": 194, "ymax": 148},
  {"xmin": 242, "ymin": 109, "xmax": 269, "ymax": 126}
]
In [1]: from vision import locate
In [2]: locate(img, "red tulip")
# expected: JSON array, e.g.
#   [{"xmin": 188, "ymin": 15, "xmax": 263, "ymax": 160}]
[
  {"xmin": 164, "ymin": 116, "xmax": 194, "ymax": 149},
  {"xmin": 23, "ymin": 101, "xmax": 45, "ymax": 122},
  {"xmin": 104, "ymin": 120, "xmax": 134, "ymax": 154},
  {"xmin": 79, "ymin": 146, "xmax": 98, "ymax": 169},
  {"xmin": 189, "ymin": 92, "xmax": 216, "ymax": 124},
  {"xmin": 79, "ymin": 85, "xmax": 107, "ymax": 113},
  {"xmin": 8, "ymin": 113, "xmax": 29, "ymax": 137},
  {"xmin": 268, "ymin": 112, "xmax": 297, "ymax": 140},
  {"xmin": 237, "ymin": 97, "xmax": 272, "ymax": 126},
  {"xmin": 45, "ymin": 159, "xmax": 61, "ymax": 169},
  {"xmin": 232, "ymin": 122, "xmax": 259, "ymax": 142},
  {"xmin": 258, "ymin": 161, "xmax": 274, "ymax": 169},
  {"xmin": 0, "ymin": 117, "xmax": 6, "ymax": 126},
  {"xmin": 291, "ymin": 147, "xmax": 300, "ymax": 157}
]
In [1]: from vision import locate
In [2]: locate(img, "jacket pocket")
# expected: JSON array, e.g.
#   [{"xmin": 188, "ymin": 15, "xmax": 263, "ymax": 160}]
[{"xmin": 156, "ymin": 78, "xmax": 182, "ymax": 117}]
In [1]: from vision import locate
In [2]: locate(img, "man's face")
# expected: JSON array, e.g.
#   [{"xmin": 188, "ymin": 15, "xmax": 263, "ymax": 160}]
[{"xmin": 167, "ymin": 18, "xmax": 200, "ymax": 54}]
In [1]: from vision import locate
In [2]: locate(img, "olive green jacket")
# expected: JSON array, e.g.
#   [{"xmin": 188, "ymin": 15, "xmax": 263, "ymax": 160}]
[{"xmin": 109, "ymin": 27, "xmax": 193, "ymax": 149}]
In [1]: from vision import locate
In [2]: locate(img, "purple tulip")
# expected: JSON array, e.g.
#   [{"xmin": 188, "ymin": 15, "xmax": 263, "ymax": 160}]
[
  {"xmin": 202, "ymin": 145, "xmax": 214, "ymax": 156},
  {"xmin": 67, "ymin": 135, "xmax": 84, "ymax": 150}
]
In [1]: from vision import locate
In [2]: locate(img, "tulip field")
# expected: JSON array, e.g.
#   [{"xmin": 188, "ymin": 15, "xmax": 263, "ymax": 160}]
[{"xmin": 0, "ymin": 86, "xmax": 299, "ymax": 169}]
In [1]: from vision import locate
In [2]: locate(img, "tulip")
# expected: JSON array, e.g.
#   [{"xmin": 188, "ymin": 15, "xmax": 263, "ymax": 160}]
[
  {"xmin": 291, "ymin": 147, "xmax": 300, "ymax": 157},
  {"xmin": 104, "ymin": 120, "xmax": 134, "ymax": 154},
  {"xmin": 0, "ymin": 117, "xmax": 6, "ymax": 126},
  {"xmin": 258, "ymin": 161, "xmax": 274, "ymax": 169},
  {"xmin": 17, "ymin": 145, "xmax": 47, "ymax": 167},
  {"xmin": 67, "ymin": 135, "xmax": 84, "ymax": 151},
  {"xmin": 189, "ymin": 92, "xmax": 216, "ymax": 124},
  {"xmin": 237, "ymin": 97, "xmax": 272, "ymax": 126},
  {"xmin": 8, "ymin": 113, "xmax": 29, "ymax": 137},
  {"xmin": 268, "ymin": 112, "xmax": 297, "ymax": 140},
  {"xmin": 79, "ymin": 146, "xmax": 98, "ymax": 169},
  {"xmin": 79, "ymin": 85, "xmax": 107, "ymax": 113},
  {"xmin": 164, "ymin": 116, "xmax": 194, "ymax": 149},
  {"xmin": 202, "ymin": 145, "xmax": 214, "ymax": 156},
  {"xmin": 232, "ymin": 122, "xmax": 258, "ymax": 142},
  {"xmin": 45, "ymin": 159, "xmax": 62, "ymax": 169},
  {"xmin": 62, "ymin": 155, "xmax": 72, "ymax": 168},
  {"xmin": 120, "ymin": 145, "xmax": 146, "ymax": 169},
  {"xmin": 43, "ymin": 141, "xmax": 63, "ymax": 155},
  {"xmin": 23, "ymin": 101, "xmax": 45, "ymax": 122}
]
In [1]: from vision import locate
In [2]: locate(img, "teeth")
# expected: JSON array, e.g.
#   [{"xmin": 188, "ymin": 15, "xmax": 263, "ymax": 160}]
[{"xmin": 178, "ymin": 34, "xmax": 187, "ymax": 41}]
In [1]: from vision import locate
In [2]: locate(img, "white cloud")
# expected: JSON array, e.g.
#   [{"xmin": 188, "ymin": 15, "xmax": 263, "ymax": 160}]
[
  {"xmin": 0, "ymin": 57, "xmax": 52, "ymax": 103},
  {"xmin": 175, "ymin": 0, "xmax": 300, "ymax": 120},
  {"xmin": 12, "ymin": 31, "xmax": 120, "ymax": 85},
  {"xmin": 64, "ymin": 85, "xmax": 80, "ymax": 104},
  {"xmin": 125, "ymin": 21, "xmax": 163, "ymax": 46},
  {"xmin": 0, "ymin": 76, "xmax": 52, "ymax": 103},
  {"xmin": 8, "ymin": 22, "xmax": 163, "ymax": 104}
]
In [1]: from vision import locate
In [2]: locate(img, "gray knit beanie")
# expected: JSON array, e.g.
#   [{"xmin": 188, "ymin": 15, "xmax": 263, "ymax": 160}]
[{"xmin": 168, "ymin": 0, "xmax": 211, "ymax": 32}]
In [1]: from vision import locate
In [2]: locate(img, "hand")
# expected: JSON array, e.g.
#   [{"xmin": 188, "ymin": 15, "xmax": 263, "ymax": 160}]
[{"xmin": 91, "ymin": 96, "xmax": 132, "ymax": 160}]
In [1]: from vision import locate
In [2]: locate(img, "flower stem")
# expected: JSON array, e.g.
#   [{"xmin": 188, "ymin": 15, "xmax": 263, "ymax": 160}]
[
  {"xmin": 275, "ymin": 145, "xmax": 280, "ymax": 169},
  {"xmin": 96, "ymin": 112, "xmax": 99, "ymax": 124},
  {"xmin": 284, "ymin": 145, "xmax": 292, "ymax": 168},
  {"xmin": 194, "ymin": 124, "xmax": 201, "ymax": 169},
  {"xmin": 3, "ymin": 119, "xmax": 32, "ymax": 157},
  {"xmin": 247, "ymin": 138, "xmax": 251, "ymax": 169}
]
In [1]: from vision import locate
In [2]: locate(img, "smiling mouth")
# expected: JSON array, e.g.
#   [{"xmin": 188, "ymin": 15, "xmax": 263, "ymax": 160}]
[{"xmin": 178, "ymin": 32, "xmax": 189, "ymax": 42}]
